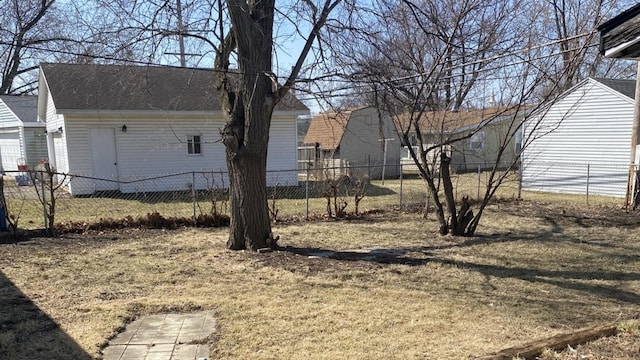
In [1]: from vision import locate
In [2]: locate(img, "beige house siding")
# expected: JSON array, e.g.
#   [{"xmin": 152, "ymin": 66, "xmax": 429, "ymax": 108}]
[
  {"xmin": 339, "ymin": 107, "xmax": 401, "ymax": 177},
  {"xmin": 450, "ymin": 119, "xmax": 521, "ymax": 172},
  {"xmin": 23, "ymin": 125, "xmax": 48, "ymax": 167}
]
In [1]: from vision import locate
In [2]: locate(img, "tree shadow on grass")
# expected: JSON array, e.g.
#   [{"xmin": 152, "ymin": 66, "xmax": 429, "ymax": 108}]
[
  {"xmin": 282, "ymin": 229, "xmax": 640, "ymax": 306},
  {"xmin": 0, "ymin": 270, "xmax": 93, "ymax": 359}
]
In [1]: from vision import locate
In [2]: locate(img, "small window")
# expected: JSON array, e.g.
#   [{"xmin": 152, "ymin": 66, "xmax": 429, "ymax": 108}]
[
  {"xmin": 187, "ymin": 135, "xmax": 202, "ymax": 155},
  {"xmin": 514, "ymin": 129, "xmax": 523, "ymax": 155},
  {"xmin": 469, "ymin": 131, "xmax": 485, "ymax": 152}
]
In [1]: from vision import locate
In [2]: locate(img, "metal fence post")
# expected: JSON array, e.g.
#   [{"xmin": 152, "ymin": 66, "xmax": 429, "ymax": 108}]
[
  {"xmin": 192, "ymin": 171, "xmax": 197, "ymax": 225},
  {"xmin": 399, "ymin": 163, "xmax": 403, "ymax": 208},
  {"xmin": 477, "ymin": 165, "xmax": 481, "ymax": 200},
  {"xmin": 518, "ymin": 159, "xmax": 523, "ymax": 200},
  {"xmin": 586, "ymin": 163, "xmax": 590, "ymax": 206},
  {"xmin": 305, "ymin": 164, "xmax": 310, "ymax": 220},
  {"xmin": 41, "ymin": 171, "xmax": 47, "ymax": 231}
]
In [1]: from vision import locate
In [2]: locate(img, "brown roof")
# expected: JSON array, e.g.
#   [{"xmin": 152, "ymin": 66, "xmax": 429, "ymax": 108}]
[
  {"xmin": 40, "ymin": 63, "xmax": 308, "ymax": 112},
  {"xmin": 393, "ymin": 106, "xmax": 523, "ymax": 133},
  {"xmin": 303, "ymin": 107, "xmax": 367, "ymax": 150}
]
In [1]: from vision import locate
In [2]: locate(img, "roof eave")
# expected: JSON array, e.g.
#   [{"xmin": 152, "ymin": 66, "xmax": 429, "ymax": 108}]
[{"xmin": 56, "ymin": 108, "xmax": 308, "ymax": 117}]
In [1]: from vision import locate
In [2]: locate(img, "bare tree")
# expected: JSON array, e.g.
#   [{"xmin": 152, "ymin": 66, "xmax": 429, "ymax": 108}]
[
  {"xmin": 214, "ymin": 0, "xmax": 341, "ymax": 250},
  {"xmin": 0, "ymin": 0, "xmax": 59, "ymax": 94},
  {"xmin": 91, "ymin": 0, "xmax": 224, "ymax": 67},
  {"xmin": 528, "ymin": 0, "xmax": 637, "ymax": 95},
  {"xmin": 0, "ymin": 0, "xmax": 151, "ymax": 94},
  {"xmin": 321, "ymin": 0, "xmax": 593, "ymax": 236}
]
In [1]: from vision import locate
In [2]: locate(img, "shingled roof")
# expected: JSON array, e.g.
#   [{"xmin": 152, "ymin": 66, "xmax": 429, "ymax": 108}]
[
  {"xmin": 394, "ymin": 105, "xmax": 524, "ymax": 134},
  {"xmin": 0, "ymin": 95, "xmax": 38, "ymax": 123},
  {"xmin": 40, "ymin": 63, "xmax": 308, "ymax": 112},
  {"xmin": 593, "ymin": 78, "xmax": 636, "ymax": 99},
  {"xmin": 303, "ymin": 107, "xmax": 367, "ymax": 150}
]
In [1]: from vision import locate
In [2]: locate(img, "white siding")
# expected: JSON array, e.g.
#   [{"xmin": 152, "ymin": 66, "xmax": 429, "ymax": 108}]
[
  {"xmin": 40, "ymin": 89, "xmax": 71, "ymax": 190},
  {"xmin": 0, "ymin": 130, "xmax": 22, "ymax": 172},
  {"xmin": 58, "ymin": 111, "xmax": 299, "ymax": 195},
  {"xmin": 0, "ymin": 98, "xmax": 27, "ymax": 172},
  {"xmin": 267, "ymin": 114, "xmax": 298, "ymax": 186},
  {"xmin": 52, "ymin": 132, "xmax": 68, "ymax": 173},
  {"xmin": 522, "ymin": 79, "xmax": 634, "ymax": 197},
  {"xmin": 0, "ymin": 98, "xmax": 22, "ymax": 128}
]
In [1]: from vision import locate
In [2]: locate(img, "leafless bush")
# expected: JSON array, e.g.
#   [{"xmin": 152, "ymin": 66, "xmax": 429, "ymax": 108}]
[
  {"xmin": 30, "ymin": 163, "xmax": 68, "ymax": 237},
  {"xmin": 350, "ymin": 174, "xmax": 369, "ymax": 215},
  {"xmin": 199, "ymin": 171, "xmax": 228, "ymax": 217},
  {"xmin": 269, "ymin": 183, "xmax": 279, "ymax": 222}
]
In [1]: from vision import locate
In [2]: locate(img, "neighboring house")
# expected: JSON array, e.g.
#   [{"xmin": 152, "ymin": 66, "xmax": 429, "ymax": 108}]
[
  {"xmin": 395, "ymin": 106, "xmax": 524, "ymax": 173},
  {"xmin": 303, "ymin": 106, "xmax": 401, "ymax": 179},
  {"xmin": 0, "ymin": 95, "xmax": 48, "ymax": 172},
  {"xmin": 521, "ymin": 77, "xmax": 635, "ymax": 198},
  {"xmin": 37, "ymin": 63, "xmax": 309, "ymax": 196}
]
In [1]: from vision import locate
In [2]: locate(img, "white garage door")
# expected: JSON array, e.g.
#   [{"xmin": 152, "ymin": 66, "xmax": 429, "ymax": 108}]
[{"xmin": 0, "ymin": 132, "xmax": 22, "ymax": 172}]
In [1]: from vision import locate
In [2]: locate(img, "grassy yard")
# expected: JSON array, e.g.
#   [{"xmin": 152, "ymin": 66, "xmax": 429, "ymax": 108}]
[{"xmin": 1, "ymin": 198, "xmax": 639, "ymax": 359}]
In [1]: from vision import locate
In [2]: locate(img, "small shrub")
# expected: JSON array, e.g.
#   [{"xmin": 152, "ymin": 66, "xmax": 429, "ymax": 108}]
[{"xmin": 618, "ymin": 320, "xmax": 639, "ymax": 334}]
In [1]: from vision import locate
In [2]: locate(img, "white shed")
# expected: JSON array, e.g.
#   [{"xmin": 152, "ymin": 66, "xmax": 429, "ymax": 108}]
[
  {"xmin": 37, "ymin": 63, "xmax": 309, "ymax": 196},
  {"xmin": 0, "ymin": 95, "xmax": 48, "ymax": 172},
  {"xmin": 521, "ymin": 77, "xmax": 635, "ymax": 197}
]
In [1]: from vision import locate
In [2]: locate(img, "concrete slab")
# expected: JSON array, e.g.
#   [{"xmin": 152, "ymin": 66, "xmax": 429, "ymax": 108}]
[{"xmin": 103, "ymin": 311, "xmax": 215, "ymax": 360}]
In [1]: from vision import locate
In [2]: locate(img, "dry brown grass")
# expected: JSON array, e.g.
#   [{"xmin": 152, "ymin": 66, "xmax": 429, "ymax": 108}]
[{"xmin": 1, "ymin": 199, "xmax": 639, "ymax": 359}]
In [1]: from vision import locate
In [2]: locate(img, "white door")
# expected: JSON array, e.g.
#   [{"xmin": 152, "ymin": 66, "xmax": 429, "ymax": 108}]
[
  {"xmin": 0, "ymin": 131, "xmax": 22, "ymax": 172},
  {"xmin": 90, "ymin": 128, "xmax": 119, "ymax": 191}
]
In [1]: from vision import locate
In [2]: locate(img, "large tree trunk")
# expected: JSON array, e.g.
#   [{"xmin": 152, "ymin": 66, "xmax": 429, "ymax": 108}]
[
  {"xmin": 217, "ymin": 0, "xmax": 277, "ymax": 250},
  {"xmin": 226, "ymin": 151, "xmax": 272, "ymax": 250},
  {"xmin": 215, "ymin": 0, "xmax": 339, "ymax": 250}
]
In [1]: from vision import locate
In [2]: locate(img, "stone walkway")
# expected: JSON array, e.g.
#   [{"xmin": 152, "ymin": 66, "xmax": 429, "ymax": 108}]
[{"xmin": 102, "ymin": 311, "xmax": 215, "ymax": 360}]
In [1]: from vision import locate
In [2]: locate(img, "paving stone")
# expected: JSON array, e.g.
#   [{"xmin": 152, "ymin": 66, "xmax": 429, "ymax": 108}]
[
  {"xmin": 101, "ymin": 344, "xmax": 126, "ymax": 358},
  {"xmin": 120, "ymin": 345, "xmax": 150, "ymax": 359},
  {"xmin": 173, "ymin": 344, "xmax": 197, "ymax": 358},
  {"xmin": 103, "ymin": 311, "xmax": 216, "ymax": 360},
  {"xmin": 144, "ymin": 352, "xmax": 173, "ymax": 360}
]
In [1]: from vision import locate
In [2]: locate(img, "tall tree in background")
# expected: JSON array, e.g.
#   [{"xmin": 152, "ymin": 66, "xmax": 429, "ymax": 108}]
[
  {"xmin": 327, "ymin": 0, "xmax": 517, "ymax": 112},
  {"xmin": 321, "ymin": 0, "xmax": 596, "ymax": 236},
  {"xmin": 530, "ymin": 0, "xmax": 637, "ymax": 95},
  {"xmin": 92, "ymin": 0, "xmax": 223, "ymax": 67},
  {"xmin": 0, "ymin": 0, "xmax": 58, "ymax": 94}
]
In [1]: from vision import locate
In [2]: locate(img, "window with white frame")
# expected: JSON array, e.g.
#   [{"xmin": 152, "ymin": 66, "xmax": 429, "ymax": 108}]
[
  {"xmin": 514, "ymin": 129, "xmax": 522, "ymax": 155},
  {"xmin": 187, "ymin": 135, "xmax": 202, "ymax": 155},
  {"xmin": 469, "ymin": 131, "xmax": 485, "ymax": 152}
]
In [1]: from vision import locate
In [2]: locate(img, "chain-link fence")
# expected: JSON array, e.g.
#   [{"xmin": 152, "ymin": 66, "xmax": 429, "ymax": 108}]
[
  {"xmin": 6, "ymin": 160, "xmax": 629, "ymax": 233},
  {"xmin": 520, "ymin": 161, "xmax": 629, "ymax": 203},
  {"xmin": 0, "ymin": 164, "xmax": 527, "ymax": 232}
]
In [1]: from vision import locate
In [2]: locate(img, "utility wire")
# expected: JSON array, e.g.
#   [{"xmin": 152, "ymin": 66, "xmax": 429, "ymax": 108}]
[{"xmin": 0, "ymin": 29, "xmax": 599, "ymax": 83}]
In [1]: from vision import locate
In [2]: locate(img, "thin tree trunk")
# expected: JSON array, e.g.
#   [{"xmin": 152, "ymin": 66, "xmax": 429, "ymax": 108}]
[{"xmin": 440, "ymin": 152, "xmax": 457, "ymax": 233}]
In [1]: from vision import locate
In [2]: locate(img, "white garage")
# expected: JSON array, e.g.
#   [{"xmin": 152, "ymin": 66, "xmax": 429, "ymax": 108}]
[{"xmin": 0, "ymin": 96, "xmax": 48, "ymax": 173}]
